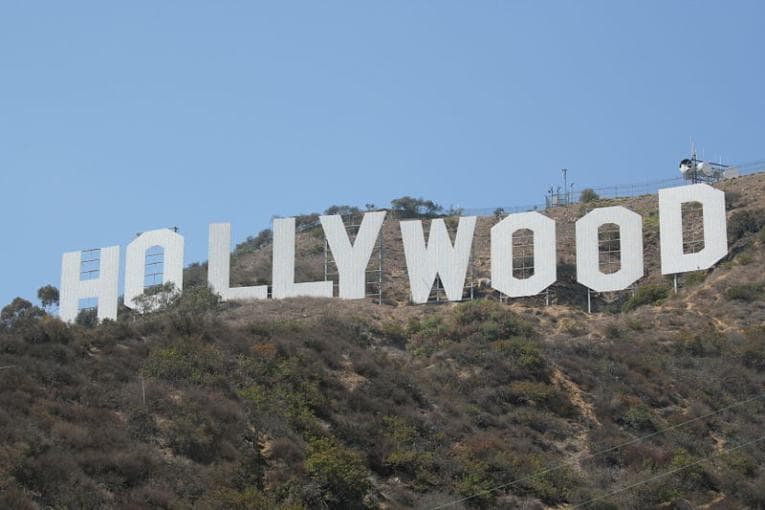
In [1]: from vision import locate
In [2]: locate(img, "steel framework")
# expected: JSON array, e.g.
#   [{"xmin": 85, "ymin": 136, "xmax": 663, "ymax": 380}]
[{"xmin": 324, "ymin": 213, "xmax": 384, "ymax": 304}]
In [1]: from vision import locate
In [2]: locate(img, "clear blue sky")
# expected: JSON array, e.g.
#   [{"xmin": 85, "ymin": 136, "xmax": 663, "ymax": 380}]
[{"xmin": 1, "ymin": 1, "xmax": 763, "ymax": 307}]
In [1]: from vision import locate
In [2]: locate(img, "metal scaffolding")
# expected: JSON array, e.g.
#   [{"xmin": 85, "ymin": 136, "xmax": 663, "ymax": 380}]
[
  {"xmin": 80, "ymin": 248, "xmax": 101, "ymax": 281},
  {"xmin": 77, "ymin": 248, "xmax": 101, "ymax": 312},
  {"xmin": 144, "ymin": 245, "xmax": 165, "ymax": 289},
  {"xmin": 424, "ymin": 220, "xmax": 475, "ymax": 303},
  {"xmin": 598, "ymin": 223, "xmax": 621, "ymax": 274},
  {"xmin": 324, "ymin": 213, "xmax": 384, "ymax": 304},
  {"xmin": 512, "ymin": 228, "xmax": 535, "ymax": 279},
  {"xmin": 681, "ymin": 202, "xmax": 705, "ymax": 254},
  {"xmin": 496, "ymin": 227, "xmax": 551, "ymax": 305},
  {"xmin": 582, "ymin": 222, "xmax": 639, "ymax": 313},
  {"xmin": 428, "ymin": 259, "xmax": 476, "ymax": 303}
]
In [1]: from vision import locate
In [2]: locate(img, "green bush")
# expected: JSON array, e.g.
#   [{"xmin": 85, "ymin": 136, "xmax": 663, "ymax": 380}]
[
  {"xmin": 407, "ymin": 301, "xmax": 535, "ymax": 357},
  {"xmin": 452, "ymin": 300, "xmax": 535, "ymax": 341},
  {"xmin": 683, "ymin": 271, "xmax": 707, "ymax": 286},
  {"xmin": 621, "ymin": 406, "xmax": 655, "ymax": 431},
  {"xmin": 668, "ymin": 448, "xmax": 711, "ymax": 490},
  {"xmin": 201, "ymin": 487, "xmax": 276, "ymax": 509},
  {"xmin": 622, "ymin": 285, "xmax": 669, "ymax": 312},
  {"xmin": 505, "ymin": 381, "xmax": 574, "ymax": 416},
  {"xmin": 725, "ymin": 283, "xmax": 763, "ymax": 302},
  {"xmin": 142, "ymin": 336, "xmax": 222, "ymax": 385},
  {"xmin": 728, "ymin": 208, "xmax": 765, "ymax": 243},
  {"xmin": 75, "ymin": 308, "xmax": 98, "ymax": 328},
  {"xmin": 454, "ymin": 460, "xmax": 494, "ymax": 504},
  {"xmin": 520, "ymin": 454, "xmax": 581, "ymax": 504},
  {"xmin": 382, "ymin": 416, "xmax": 437, "ymax": 488},
  {"xmin": 304, "ymin": 437, "xmax": 371, "ymax": 508}
]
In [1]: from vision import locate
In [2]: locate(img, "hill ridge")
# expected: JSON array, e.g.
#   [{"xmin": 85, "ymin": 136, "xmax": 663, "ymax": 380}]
[{"xmin": 1, "ymin": 172, "xmax": 764, "ymax": 509}]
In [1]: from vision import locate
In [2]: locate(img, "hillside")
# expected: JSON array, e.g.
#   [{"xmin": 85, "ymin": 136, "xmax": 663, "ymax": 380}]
[
  {"xmin": 1, "ymin": 174, "xmax": 765, "ymax": 509},
  {"xmin": 219, "ymin": 173, "xmax": 765, "ymax": 314}
]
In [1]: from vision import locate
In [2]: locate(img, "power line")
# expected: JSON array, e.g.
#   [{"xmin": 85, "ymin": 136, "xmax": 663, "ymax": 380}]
[
  {"xmin": 429, "ymin": 392, "xmax": 765, "ymax": 509},
  {"xmin": 571, "ymin": 434, "xmax": 765, "ymax": 508}
]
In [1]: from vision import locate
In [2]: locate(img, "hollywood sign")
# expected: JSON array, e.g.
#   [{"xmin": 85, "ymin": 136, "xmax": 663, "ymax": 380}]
[{"xmin": 59, "ymin": 183, "xmax": 727, "ymax": 322}]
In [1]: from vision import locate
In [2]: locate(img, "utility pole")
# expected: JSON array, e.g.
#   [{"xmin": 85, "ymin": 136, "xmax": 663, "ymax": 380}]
[{"xmin": 562, "ymin": 168, "xmax": 568, "ymax": 204}]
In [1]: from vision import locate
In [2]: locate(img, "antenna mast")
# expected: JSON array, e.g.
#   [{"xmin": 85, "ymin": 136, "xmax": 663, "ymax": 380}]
[{"xmin": 562, "ymin": 168, "xmax": 568, "ymax": 204}]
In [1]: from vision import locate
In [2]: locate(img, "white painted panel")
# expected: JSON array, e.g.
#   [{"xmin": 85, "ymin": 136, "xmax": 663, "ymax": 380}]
[
  {"xmin": 208, "ymin": 223, "xmax": 268, "ymax": 301},
  {"xmin": 576, "ymin": 206, "xmax": 644, "ymax": 292},
  {"xmin": 659, "ymin": 184, "xmax": 727, "ymax": 274},
  {"xmin": 491, "ymin": 212, "xmax": 556, "ymax": 297},
  {"xmin": 400, "ymin": 216, "xmax": 476, "ymax": 304},
  {"xmin": 124, "ymin": 229, "xmax": 184, "ymax": 310},
  {"xmin": 59, "ymin": 246, "xmax": 120, "ymax": 322},
  {"xmin": 320, "ymin": 211, "xmax": 386, "ymax": 299},
  {"xmin": 272, "ymin": 217, "xmax": 333, "ymax": 299}
]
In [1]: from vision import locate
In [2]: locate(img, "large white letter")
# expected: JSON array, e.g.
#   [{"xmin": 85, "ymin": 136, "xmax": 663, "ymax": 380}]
[
  {"xmin": 576, "ymin": 206, "xmax": 643, "ymax": 292},
  {"xmin": 320, "ymin": 211, "xmax": 386, "ymax": 299},
  {"xmin": 59, "ymin": 246, "xmax": 120, "ymax": 323},
  {"xmin": 124, "ymin": 228, "xmax": 184, "ymax": 310},
  {"xmin": 272, "ymin": 217, "xmax": 333, "ymax": 299},
  {"xmin": 659, "ymin": 183, "xmax": 727, "ymax": 274},
  {"xmin": 400, "ymin": 216, "xmax": 476, "ymax": 304},
  {"xmin": 208, "ymin": 223, "xmax": 268, "ymax": 301},
  {"xmin": 491, "ymin": 212, "xmax": 556, "ymax": 298}
]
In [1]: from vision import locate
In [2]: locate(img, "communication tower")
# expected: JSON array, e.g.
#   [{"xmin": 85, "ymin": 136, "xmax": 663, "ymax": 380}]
[
  {"xmin": 546, "ymin": 168, "xmax": 575, "ymax": 208},
  {"xmin": 680, "ymin": 141, "xmax": 740, "ymax": 184}
]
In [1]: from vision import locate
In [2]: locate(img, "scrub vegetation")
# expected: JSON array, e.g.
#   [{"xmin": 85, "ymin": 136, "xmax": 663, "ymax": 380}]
[
  {"xmin": 1, "ymin": 289, "xmax": 765, "ymax": 508},
  {"xmin": 1, "ymin": 174, "xmax": 765, "ymax": 508}
]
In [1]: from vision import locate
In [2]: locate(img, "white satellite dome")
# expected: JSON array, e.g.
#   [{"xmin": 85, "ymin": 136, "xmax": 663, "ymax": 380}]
[{"xmin": 679, "ymin": 159, "xmax": 694, "ymax": 175}]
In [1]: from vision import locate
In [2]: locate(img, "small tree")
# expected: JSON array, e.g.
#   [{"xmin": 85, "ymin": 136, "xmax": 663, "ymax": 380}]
[
  {"xmin": 132, "ymin": 281, "xmax": 181, "ymax": 314},
  {"xmin": 445, "ymin": 205, "xmax": 464, "ymax": 217},
  {"xmin": 173, "ymin": 284, "xmax": 221, "ymax": 315},
  {"xmin": 234, "ymin": 229, "xmax": 273, "ymax": 255},
  {"xmin": 1, "ymin": 297, "xmax": 44, "ymax": 328},
  {"xmin": 390, "ymin": 196, "xmax": 443, "ymax": 218},
  {"xmin": 580, "ymin": 188, "xmax": 600, "ymax": 203},
  {"xmin": 323, "ymin": 205, "xmax": 361, "ymax": 216},
  {"xmin": 294, "ymin": 213, "xmax": 320, "ymax": 229},
  {"xmin": 37, "ymin": 285, "xmax": 60, "ymax": 311}
]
